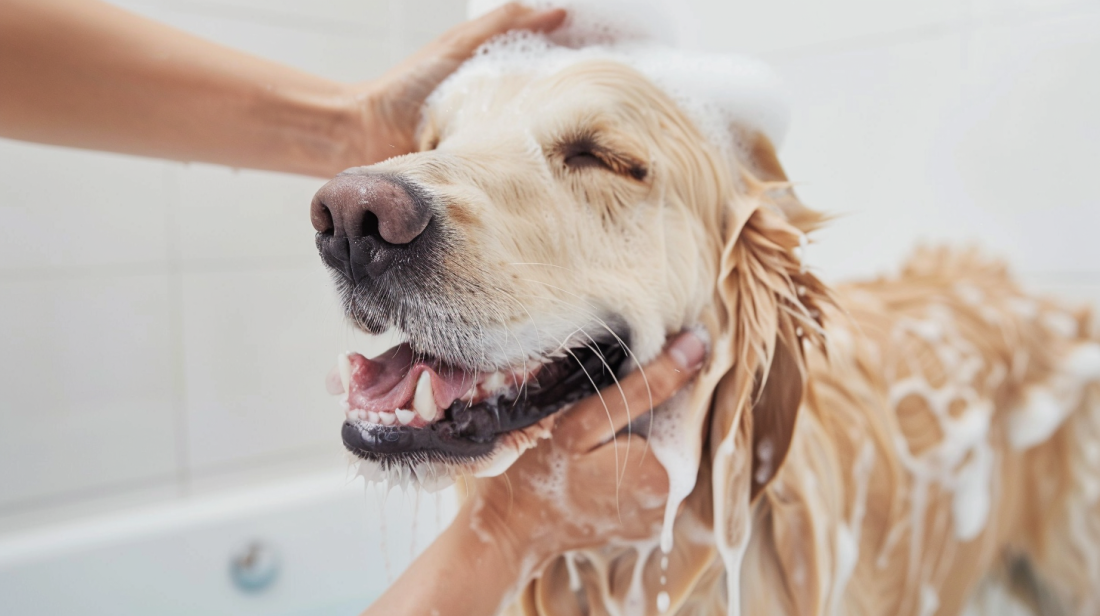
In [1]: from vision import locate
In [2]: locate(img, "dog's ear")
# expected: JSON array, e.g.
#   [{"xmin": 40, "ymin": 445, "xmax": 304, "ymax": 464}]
[
  {"xmin": 698, "ymin": 125, "xmax": 833, "ymax": 611},
  {"xmin": 704, "ymin": 199, "xmax": 831, "ymax": 606},
  {"xmin": 741, "ymin": 129, "xmax": 789, "ymax": 183},
  {"xmin": 705, "ymin": 125, "xmax": 833, "ymax": 501},
  {"xmin": 736, "ymin": 129, "xmax": 823, "ymax": 232},
  {"xmin": 749, "ymin": 336, "xmax": 803, "ymax": 500}
]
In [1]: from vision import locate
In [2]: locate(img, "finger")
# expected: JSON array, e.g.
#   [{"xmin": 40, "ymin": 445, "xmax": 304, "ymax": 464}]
[
  {"xmin": 440, "ymin": 4, "xmax": 567, "ymax": 59},
  {"xmin": 557, "ymin": 331, "xmax": 707, "ymax": 452}
]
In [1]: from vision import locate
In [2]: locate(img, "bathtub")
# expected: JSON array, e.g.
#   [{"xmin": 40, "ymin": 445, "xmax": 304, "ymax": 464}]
[
  {"xmin": 0, "ymin": 470, "xmax": 454, "ymax": 616},
  {"xmin": 0, "ymin": 466, "xmax": 1051, "ymax": 616}
]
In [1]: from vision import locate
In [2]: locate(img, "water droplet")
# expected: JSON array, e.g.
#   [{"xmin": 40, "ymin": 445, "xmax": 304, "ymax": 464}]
[{"xmin": 657, "ymin": 590, "xmax": 671, "ymax": 612}]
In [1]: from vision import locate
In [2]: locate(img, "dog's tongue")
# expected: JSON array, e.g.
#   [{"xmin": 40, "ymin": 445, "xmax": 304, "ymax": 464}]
[{"xmin": 332, "ymin": 343, "xmax": 473, "ymax": 414}]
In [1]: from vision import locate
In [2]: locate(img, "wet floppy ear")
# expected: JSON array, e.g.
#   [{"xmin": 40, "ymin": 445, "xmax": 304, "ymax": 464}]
[
  {"xmin": 704, "ymin": 147, "xmax": 834, "ymax": 489},
  {"xmin": 749, "ymin": 336, "xmax": 803, "ymax": 500},
  {"xmin": 706, "ymin": 193, "xmax": 830, "ymax": 454},
  {"xmin": 740, "ymin": 128, "xmax": 789, "ymax": 182},
  {"xmin": 705, "ymin": 201, "xmax": 831, "ymax": 606},
  {"xmin": 702, "ymin": 126, "xmax": 835, "ymax": 608},
  {"xmin": 735, "ymin": 128, "xmax": 824, "ymax": 232}
]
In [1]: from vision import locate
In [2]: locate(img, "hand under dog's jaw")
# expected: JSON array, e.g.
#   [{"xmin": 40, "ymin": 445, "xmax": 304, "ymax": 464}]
[{"xmin": 327, "ymin": 335, "xmax": 630, "ymax": 478}]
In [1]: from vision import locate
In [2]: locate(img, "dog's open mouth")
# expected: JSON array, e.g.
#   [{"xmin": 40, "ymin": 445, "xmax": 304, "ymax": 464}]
[{"xmin": 328, "ymin": 338, "xmax": 629, "ymax": 473}]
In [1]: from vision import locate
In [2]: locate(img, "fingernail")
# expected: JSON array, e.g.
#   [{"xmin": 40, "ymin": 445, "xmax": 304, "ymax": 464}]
[{"xmin": 667, "ymin": 331, "xmax": 707, "ymax": 371}]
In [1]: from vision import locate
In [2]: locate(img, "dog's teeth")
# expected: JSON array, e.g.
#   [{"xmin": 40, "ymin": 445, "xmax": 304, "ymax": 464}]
[
  {"xmin": 366, "ymin": 410, "xmax": 380, "ymax": 424},
  {"xmin": 396, "ymin": 408, "xmax": 416, "ymax": 425},
  {"xmin": 380, "ymin": 411, "xmax": 396, "ymax": 426},
  {"xmin": 414, "ymin": 371, "xmax": 438, "ymax": 421},
  {"xmin": 483, "ymin": 371, "xmax": 507, "ymax": 393},
  {"xmin": 354, "ymin": 409, "xmax": 367, "ymax": 421},
  {"xmin": 338, "ymin": 353, "xmax": 352, "ymax": 399}
]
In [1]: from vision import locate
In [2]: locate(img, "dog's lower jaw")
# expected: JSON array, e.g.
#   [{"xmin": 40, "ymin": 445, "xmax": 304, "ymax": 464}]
[{"xmin": 349, "ymin": 414, "xmax": 558, "ymax": 492}]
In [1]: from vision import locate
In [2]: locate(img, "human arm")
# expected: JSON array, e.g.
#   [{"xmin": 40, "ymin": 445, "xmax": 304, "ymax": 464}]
[
  {"xmin": 361, "ymin": 331, "xmax": 707, "ymax": 616},
  {"xmin": 0, "ymin": 0, "xmax": 564, "ymax": 177}
]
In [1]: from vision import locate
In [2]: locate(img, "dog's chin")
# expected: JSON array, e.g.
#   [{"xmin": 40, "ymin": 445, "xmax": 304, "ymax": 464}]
[{"xmin": 330, "ymin": 332, "xmax": 630, "ymax": 489}]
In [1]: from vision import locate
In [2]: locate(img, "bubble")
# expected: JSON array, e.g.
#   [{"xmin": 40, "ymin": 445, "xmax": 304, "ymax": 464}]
[{"xmin": 444, "ymin": 0, "xmax": 790, "ymax": 158}]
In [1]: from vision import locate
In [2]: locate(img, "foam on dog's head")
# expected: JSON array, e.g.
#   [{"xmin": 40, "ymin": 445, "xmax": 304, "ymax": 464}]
[
  {"xmin": 470, "ymin": 0, "xmax": 689, "ymax": 47},
  {"xmin": 458, "ymin": 0, "xmax": 789, "ymax": 151}
]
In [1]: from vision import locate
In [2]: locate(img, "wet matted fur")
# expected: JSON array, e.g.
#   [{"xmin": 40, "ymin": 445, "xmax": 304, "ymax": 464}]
[{"xmin": 339, "ymin": 56, "xmax": 1100, "ymax": 615}]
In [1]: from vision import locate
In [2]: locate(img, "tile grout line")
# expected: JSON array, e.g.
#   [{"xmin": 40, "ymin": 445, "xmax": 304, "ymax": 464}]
[{"xmin": 163, "ymin": 164, "xmax": 192, "ymax": 498}]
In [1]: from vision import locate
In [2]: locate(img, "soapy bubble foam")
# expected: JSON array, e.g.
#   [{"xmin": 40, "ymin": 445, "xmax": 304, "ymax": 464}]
[
  {"xmin": 449, "ymin": 0, "xmax": 789, "ymax": 157},
  {"xmin": 468, "ymin": 0, "xmax": 691, "ymax": 48}
]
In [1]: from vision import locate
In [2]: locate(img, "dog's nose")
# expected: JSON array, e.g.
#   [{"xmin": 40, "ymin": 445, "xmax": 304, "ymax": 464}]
[
  {"xmin": 311, "ymin": 174, "xmax": 433, "ymax": 283},
  {"xmin": 310, "ymin": 174, "xmax": 432, "ymax": 244}
]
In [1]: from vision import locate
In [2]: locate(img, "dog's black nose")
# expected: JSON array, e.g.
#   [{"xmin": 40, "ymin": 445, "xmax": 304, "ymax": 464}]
[
  {"xmin": 311, "ymin": 174, "xmax": 431, "ymax": 243},
  {"xmin": 311, "ymin": 174, "xmax": 433, "ymax": 282}
]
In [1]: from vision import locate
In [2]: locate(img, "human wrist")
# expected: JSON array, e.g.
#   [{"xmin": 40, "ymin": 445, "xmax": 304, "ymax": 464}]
[
  {"xmin": 246, "ymin": 78, "xmax": 366, "ymax": 177},
  {"xmin": 458, "ymin": 497, "xmax": 544, "ymax": 581},
  {"xmin": 323, "ymin": 83, "xmax": 376, "ymax": 174}
]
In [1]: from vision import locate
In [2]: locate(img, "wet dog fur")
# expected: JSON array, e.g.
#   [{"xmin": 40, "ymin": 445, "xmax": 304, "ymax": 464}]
[{"xmin": 337, "ymin": 58, "xmax": 1100, "ymax": 615}]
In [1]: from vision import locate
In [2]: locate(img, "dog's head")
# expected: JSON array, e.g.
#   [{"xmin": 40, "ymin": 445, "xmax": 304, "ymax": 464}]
[{"xmin": 313, "ymin": 35, "xmax": 829, "ymax": 493}]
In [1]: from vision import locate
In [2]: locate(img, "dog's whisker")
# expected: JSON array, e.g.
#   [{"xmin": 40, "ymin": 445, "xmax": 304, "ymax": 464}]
[
  {"xmin": 508, "ymin": 286, "xmax": 656, "ymax": 435},
  {"xmin": 574, "ymin": 329, "xmax": 637, "ymax": 488}
]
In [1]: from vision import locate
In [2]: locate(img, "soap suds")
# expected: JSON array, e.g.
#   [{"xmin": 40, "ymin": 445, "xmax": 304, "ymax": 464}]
[
  {"xmin": 885, "ymin": 304, "xmax": 997, "ymax": 603},
  {"xmin": 829, "ymin": 442, "xmax": 875, "ymax": 615},
  {"xmin": 1008, "ymin": 342, "xmax": 1100, "ymax": 450},
  {"xmin": 623, "ymin": 539, "xmax": 659, "ymax": 616},
  {"xmin": 712, "ymin": 435, "xmax": 753, "ymax": 616},
  {"xmin": 564, "ymin": 551, "xmax": 583, "ymax": 591},
  {"xmin": 646, "ymin": 388, "xmax": 699, "ymax": 555},
  {"xmin": 918, "ymin": 584, "xmax": 941, "ymax": 616},
  {"xmin": 448, "ymin": 0, "xmax": 790, "ymax": 164}
]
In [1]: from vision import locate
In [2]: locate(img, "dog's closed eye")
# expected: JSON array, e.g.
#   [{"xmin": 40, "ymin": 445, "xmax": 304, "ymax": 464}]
[
  {"xmin": 563, "ymin": 149, "xmax": 605, "ymax": 169},
  {"xmin": 557, "ymin": 134, "xmax": 648, "ymax": 182}
]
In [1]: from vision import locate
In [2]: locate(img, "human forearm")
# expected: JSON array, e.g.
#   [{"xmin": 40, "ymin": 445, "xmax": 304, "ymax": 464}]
[{"xmin": 0, "ymin": 0, "xmax": 363, "ymax": 177}]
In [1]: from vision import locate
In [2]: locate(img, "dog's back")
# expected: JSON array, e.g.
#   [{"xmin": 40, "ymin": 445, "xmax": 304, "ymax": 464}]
[{"xmin": 747, "ymin": 246, "xmax": 1100, "ymax": 615}]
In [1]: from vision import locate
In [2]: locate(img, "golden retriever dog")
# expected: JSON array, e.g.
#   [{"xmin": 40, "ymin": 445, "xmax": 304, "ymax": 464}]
[{"xmin": 310, "ymin": 26, "xmax": 1100, "ymax": 616}]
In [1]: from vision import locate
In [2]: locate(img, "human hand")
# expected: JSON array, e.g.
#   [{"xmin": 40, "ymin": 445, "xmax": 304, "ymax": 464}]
[
  {"xmin": 345, "ymin": 3, "xmax": 566, "ymax": 167},
  {"xmin": 462, "ymin": 331, "xmax": 707, "ymax": 575}
]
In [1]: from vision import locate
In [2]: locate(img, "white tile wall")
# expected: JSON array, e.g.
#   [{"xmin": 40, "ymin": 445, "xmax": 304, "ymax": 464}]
[
  {"xmin": 173, "ymin": 165, "xmax": 324, "ymax": 264},
  {"xmin": 0, "ymin": 142, "xmax": 172, "ymax": 271},
  {"xmin": 767, "ymin": 2, "xmax": 1100, "ymax": 283},
  {"xmin": 116, "ymin": 1, "xmax": 394, "ymax": 82},
  {"xmin": 0, "ymin": 275, "xmax": 178, "ymax": 509},
  {"xmin": 682, "ymin": 0, "xmax": 964, "ymax": 55},
  {"xmin": 772, "ymin": 33, "xmax": 973, "ymax": 281},
  {"xmin": 1, "ymin": 0, "xmax": 1098, "ymax": 531},
  {"xmin": 179, "ymin": 267, "xmax": 347, "ymax": 471}
]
